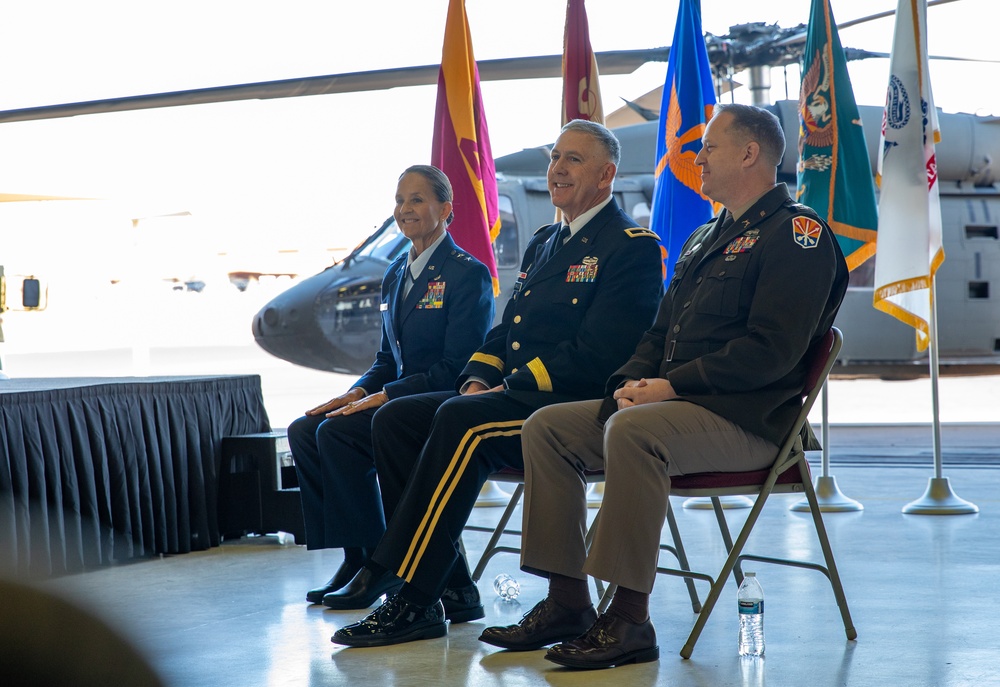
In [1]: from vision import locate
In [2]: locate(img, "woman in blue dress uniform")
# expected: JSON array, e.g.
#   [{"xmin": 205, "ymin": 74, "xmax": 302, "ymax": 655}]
[{"xmin": 288, "ymin": 165, "xmax": 494, "ymax": 604}]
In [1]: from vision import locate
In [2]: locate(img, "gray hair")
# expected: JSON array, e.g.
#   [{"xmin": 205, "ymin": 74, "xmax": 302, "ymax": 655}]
[
  {"xmin": 399, "ymin": 164, "xmax": 455, "ymax": 225},
  {"xmin": 559, "ymin": 119, "xmax": 621, "ymax": 166}
]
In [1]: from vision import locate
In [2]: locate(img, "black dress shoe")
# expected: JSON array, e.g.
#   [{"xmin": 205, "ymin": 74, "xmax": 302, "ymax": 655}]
[
  {"xmin": 331, "ymin": 594, "xmax": 447, "ymax": 647},
  {"xmin": 478, "ymin": 597, "xmax": 597, "ymax": 651},
  {"xmin": 544, "ymin": 611, "xmax": 659, "ymax": 669},
  {"xmin": 306, "ymin": 561, "xmax": 364, "ymax": 604},
  {"xmin": 322, "ymin": 568, "xmax": 402, "ymax": 610},
  {"xmin": 441, "ymin": 583, "xmax": 485, "ymax": 623}
]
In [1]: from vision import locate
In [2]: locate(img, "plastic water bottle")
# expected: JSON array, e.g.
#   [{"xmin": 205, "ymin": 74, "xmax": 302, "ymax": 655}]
[
  {"xmin": 737, "ymin": 572, "xmax": 765, "ymax": 657},
  {"xmin": 493, "ymin": 574, "xmax": 520, "ymax": 601}
]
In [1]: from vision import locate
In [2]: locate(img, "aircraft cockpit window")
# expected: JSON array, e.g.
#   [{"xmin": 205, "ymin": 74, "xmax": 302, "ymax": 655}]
[
  {"xmin": 493, "ymin": 195, "xmax": 519, "ymax": 269},
  {"xmin": 356, "ymin": 220, "xmax": 410, "ymax": 263}
]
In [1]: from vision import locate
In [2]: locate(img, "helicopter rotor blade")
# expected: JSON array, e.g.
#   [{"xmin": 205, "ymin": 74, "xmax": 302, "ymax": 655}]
[
  {"xmin": 837, "ymin": 0, "xmax": 961, "ymax": 31},
  {"xmin": 0, "ymin": 0, "xmax": 974, "ymax": 126},
  {"xmin": 771, "ymin": 0, "xmax": 963, "ymax": 49},
  {"xmin": 0, "ymin": 47, "xmax": 671, "ymax": 126}
]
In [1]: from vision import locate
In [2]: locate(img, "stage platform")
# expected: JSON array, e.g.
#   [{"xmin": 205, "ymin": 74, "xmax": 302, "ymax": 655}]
[{"xmin": 0, "ymin": 375, "xmax": 270, "ymax": 576}]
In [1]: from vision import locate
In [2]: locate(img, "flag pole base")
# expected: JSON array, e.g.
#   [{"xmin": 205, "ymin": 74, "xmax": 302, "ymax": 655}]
[
  {"xmin": 790, "ymin": 475, "xmax": 863, "ymax": 513},
  {"xmin": 474, "ymin": 481, "xmax": 511, "ymax": 508},
  {"xmin": 586, "ymin": 482, "xmax": 604, "ymax": 508},
  {"xmin": 683, "ymin": 495, "xmax": 753, "ymax": 510},
  {"xmin": 902, "ymin": 477, "xmax": 979, "ymax": 515}
]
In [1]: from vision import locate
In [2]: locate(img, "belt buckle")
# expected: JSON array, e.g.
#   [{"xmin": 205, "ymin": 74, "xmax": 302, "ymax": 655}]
[{"xmin": 666, "ymin": 340, "xmax": 676, "ymax": 362}]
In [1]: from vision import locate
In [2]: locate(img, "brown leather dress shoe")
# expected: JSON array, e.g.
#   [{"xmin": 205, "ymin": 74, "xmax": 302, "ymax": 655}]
[
  {"xmin": 478, "ymin": 597, "xmax": 597, "ymax": 651},
  {"xmin": 544, "ymin": 611, "xmax": 659, "ymax": 669}
]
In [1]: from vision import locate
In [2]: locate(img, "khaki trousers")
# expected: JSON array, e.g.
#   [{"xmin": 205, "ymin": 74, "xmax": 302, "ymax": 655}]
[{"xmin": 521, "ymin": 398, "xmax": 777, "ymax": 594}]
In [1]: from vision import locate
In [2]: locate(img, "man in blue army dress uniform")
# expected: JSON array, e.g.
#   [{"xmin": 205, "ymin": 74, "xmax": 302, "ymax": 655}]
[
  {"xmin": 479, "ymin": 103, "xmax": 850, "ymax": 669},
  {"xmin": 326, "ymin": 119, "xmax": 665, "ymax": 647}
]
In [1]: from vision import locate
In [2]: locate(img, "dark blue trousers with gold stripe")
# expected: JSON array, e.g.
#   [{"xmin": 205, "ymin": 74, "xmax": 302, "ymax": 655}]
[{"xmin": 370, "ymin": 388, "xmax": 570, "ymax": 600}]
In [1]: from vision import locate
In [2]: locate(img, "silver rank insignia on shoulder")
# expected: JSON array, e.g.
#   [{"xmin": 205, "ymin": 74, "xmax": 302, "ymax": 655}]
[{"xmin": 380, "ymin": 303, "xmax": 389, "ymax": 311}]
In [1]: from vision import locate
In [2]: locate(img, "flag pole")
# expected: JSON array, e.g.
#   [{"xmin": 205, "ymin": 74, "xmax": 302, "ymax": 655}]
[
  {"xmin": 792, "ymin": 380, "xmax": 863, "ymax": 512},
  {"xmin": 902, "ymin": 277, "xmax": 978, "ymax": 514},
  {"xmin": 789, "ymin": 0, "xmax": 872, "ymax": 514}
]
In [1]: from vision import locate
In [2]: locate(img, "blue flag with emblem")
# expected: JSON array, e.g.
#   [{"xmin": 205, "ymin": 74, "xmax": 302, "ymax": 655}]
[
  {"xmin": 651, "ymin": 0, "xmax": 716, "ymax": 284},
  {"xmin": 797, "ymin": 0, "xmax": 879, "ymax": 273}
]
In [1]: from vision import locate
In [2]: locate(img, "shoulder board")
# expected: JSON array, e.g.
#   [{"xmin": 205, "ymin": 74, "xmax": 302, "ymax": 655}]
[
  {"xmin": 533, "ymin": 224, "xmax": 551, "ymax": 236},
  {"xmin": 786, "ymin": 200, "xmax": 819, "ymax": 216},
  {"xmin": 450, "ymin": 250, "xmax": 474, "ymax": 262},
  {"xmin": 624, "ymin": 227, "xmax": 660, "ymax": 240}
]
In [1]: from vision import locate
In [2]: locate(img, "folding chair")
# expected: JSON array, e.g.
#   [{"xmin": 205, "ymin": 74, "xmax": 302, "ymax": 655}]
[
  {"xmin": 463, "ymin": 468, "xmax": 607, "ymax": 599},
  {"xmin": 464, "ymin": 468, "xmax": 705, "ymax": 612},
  {"xmin": 599, "ymin": 327, "xmax": 856, "ymax": 658}
]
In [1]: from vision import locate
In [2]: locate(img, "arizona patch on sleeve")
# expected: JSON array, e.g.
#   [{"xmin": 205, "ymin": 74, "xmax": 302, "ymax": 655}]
[{"xmin": 791, "ymin": 216, "xmax": 823, "ymax": 249}]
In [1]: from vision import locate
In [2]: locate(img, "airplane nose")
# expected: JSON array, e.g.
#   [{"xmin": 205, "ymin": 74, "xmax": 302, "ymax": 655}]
[
  {"xmin": 251, "ymin": 279, "xmax": 326, "ymax": 366},
  {"xmin": 254, "ymin": 303, "xmax": 302, "ymax": 338},
  {"xmin": 260, "ymin": 306, "xmax": 281, "ymax": 328},
  {"xmin": 251, "ymin": 265, "xmax": 382, "ymax": 374}
]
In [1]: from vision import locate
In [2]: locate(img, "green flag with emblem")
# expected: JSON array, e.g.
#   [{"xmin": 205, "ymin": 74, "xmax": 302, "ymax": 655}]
[{"xmin": 797, "ymin": 0, "xmax": 879, "ymax": 272}]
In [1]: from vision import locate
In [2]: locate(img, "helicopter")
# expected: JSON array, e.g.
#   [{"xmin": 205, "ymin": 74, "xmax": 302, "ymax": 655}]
[
  {"xmin": 247, "ymin": 6, "xmax": 1000, "ymax": 380},
  {"xmin": 248, "ymin": 98, "xmax": 1000, "ymax": 379},
  {"xmin": 0, "ymin": 2, "xmax": 996, "ymax": 380}
]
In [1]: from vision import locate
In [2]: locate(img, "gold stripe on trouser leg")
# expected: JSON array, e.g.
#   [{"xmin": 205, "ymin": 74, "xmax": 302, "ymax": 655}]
[{"xmin": 397, "ymin": 420, "xmax": 523, "ymax": 582}]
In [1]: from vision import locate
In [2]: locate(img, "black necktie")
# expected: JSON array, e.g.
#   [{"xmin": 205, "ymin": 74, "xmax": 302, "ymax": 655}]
[
  {"xmin": 552, "ymin": 224, "xmax": 571, "ymax": 254},
  {"xmin": 705, "ymin": 213, "xmax": 733, "ymax": 252}
]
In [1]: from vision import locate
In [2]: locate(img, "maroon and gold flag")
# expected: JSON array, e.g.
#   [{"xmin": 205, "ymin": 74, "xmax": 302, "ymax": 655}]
[
  {"xmin": 561, "ymin": 0, "xmax": 604, "ymax": 125},
  {"xmin": 431, "ymin": 0, "xmax": 500, "ymax": 295}
]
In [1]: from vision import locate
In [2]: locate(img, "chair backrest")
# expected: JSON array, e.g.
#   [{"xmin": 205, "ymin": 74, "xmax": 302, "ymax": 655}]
[
  {"xmin": 795, "ymin": 327, "xmax": 842, "ymax": 429},
  {"xmin": 770, "ymin": 326, "xmax": 842, "ymax": 475},
  {"xmin": 801, "ymin": 327, "xmax": 840, "ymax": 403}
]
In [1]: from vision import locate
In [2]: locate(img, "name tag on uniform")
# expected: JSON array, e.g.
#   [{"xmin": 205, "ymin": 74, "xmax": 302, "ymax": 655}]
[
  {"xmin": 417, "ymin": 281, "xmax": 446, "ymax": 309},
  {"xmin": 566, "ymin": 257, "xmax": 599, "ymax": 283}
]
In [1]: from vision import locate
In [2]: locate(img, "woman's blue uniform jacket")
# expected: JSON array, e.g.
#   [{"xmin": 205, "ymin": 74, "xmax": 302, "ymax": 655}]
[{"xmin": 355, "ymin": 231, "xmax": 494, "ymax": 400}]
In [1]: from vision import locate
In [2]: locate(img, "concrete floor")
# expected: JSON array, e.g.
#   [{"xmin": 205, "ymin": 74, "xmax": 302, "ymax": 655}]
[{"xmin": 8, "ymin": 424, "xmax": 997, "ymax": 687}]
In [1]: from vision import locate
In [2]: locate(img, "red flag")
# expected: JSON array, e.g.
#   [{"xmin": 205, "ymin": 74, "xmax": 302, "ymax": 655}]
[
  {"xmin": 561, "ymin": 0, "xmax": 604, "ymax": 125},
  {"xmin": 431, "ymin": 0, "xmax": 500, "ymax": 295}
]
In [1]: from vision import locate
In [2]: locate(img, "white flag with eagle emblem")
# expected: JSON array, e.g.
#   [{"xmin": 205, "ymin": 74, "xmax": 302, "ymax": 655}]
[{"xmin": 873, "ymin": 0, "xmax": 945, "ymax": 352}]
